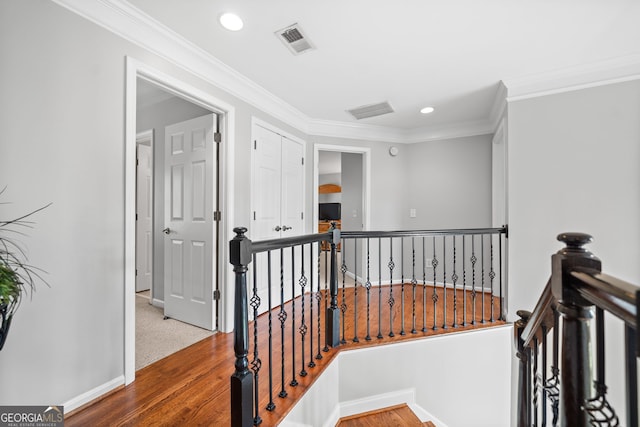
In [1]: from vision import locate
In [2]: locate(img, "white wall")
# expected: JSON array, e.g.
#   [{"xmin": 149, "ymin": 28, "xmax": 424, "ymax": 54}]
[
  {"xmin": 136, "ymin": 94, "xmax": 211, "ymax": 302},
  {"xmin": 284, "ymin": 326, "xmax": 512, "ymax": 427},
  {"xmin": 507, "ymin": 78, "xmax": 640, "ymax": 422}
]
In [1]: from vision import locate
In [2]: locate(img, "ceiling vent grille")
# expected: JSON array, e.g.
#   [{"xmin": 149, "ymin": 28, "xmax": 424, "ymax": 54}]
[
  {"xmin": 276, "ymin": 23, "xmax": 314, "ymax": 55},
  {"xmin": 347, "ymin": 101, "xmax": 395, "ymax": 120}
]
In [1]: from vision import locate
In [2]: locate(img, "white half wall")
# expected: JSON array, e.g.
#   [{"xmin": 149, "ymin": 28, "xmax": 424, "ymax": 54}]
[{"xmin": 284, "ymin": 326, "xmax": 512, "ymax": 427}]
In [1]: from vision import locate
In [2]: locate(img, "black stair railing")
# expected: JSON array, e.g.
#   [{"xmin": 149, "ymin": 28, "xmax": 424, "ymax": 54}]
[
  {"xmin": 515, "ymin": 233, "xmax": 640, "ymax": 427},
  {"xmin": 230, "ymin": 225, "xmax": 507, "ymax": 427}
]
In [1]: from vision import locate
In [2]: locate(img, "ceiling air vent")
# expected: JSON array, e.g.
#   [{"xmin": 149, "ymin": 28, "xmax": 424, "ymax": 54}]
[
  {"xmin": 347, "ymin": 101, "xmax": 395, "ymax": 120},
  {"xmin": 276, "ymin": 23, "xmax": 314, "ymax": 55}
]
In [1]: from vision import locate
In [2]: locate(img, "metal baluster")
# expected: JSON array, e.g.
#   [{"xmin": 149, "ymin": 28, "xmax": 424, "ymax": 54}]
[
  {"xmin": 290, "ymin": 248, "xmax": 297, "ymax": 387},
  {"xmin": 340, "ymin": 238, "xmax": 347, "ymax": 345},
  {"xmin": 471, "ymin": 236, "xmax": 477, "ymax": 325},
  {"xmin": 543, "ymin": 310, "xmax": 559, "ymax": 426},
  {"xmin": 388, "ymin": 237, "xmax": 395, "ymax": 337},
  {"xmin": 499, "ymin": 231, "xmax": 504, "ymax": 321},
  {"xmin": 462, "ymin": 235, "xmax": 467, "ymax": 327},
  {"xmin": 250, "ymin": 253, "xmax": 262, "ymax": 425},
  {"xmin": 298, "ymin": 245, "xmax": 308, "ymax": 377},
  {"xmin": 542, "ymin": 324, "xmax": 548, "ymax": 426},
  {"xmin": 266, "ymin": 251, "xmax": 275, "ymax": 411},
  {"xmin": 422, "ymin": 236, "xmax": 427, "ymax": 333},
  {"xmin": 411, "ymin": 237, "xmax": 417, "ymax": 334},
  {"xmin": 432, "ymin": 237, "xmax": 439, "ymax": 331},
  {"xmin": 309, "ymin": 243, "xmax": 316, "ymax": 368},
  {"xmin": 322, "ymin": 247, "xmax": 329, "ymax": 353},
  {"xmin": 377, "ymin": 238, "xmax": 383, "ymax": 339},
  {"xmin": 442, "ymin": 236, "xmax": 447, "ymax": 329},
  {"xmin": 481, "ymin": 234, "xmax": 486, "ymax": 324},
  {"xmin": 625, "ymin": 324, "xmax": 638, "ymax": 427},
  {"xmin": 533, "ymin": 337, "xmax": 539, "ymax": 426},
  {"xmin": 489, "ymin": 236, "xmax": 495, "ymax": 323},
  {"xmin": 583, "ymin": 307, "xmax": 619, "ymax": 425},
  {"xmin": 365, "ymin": 238, "xmax": 372, "ymax": 341},
  {"xmin": 400, "ymin": 237, "xmax": 406, "ymax": 336},
  {"xmin": 278, "ymin": 249, "xmax": 287, "ymax": 398},
  {"xmin": 452, "ymin": 236, "xmax": 458, "ymax": 328},
  {"xmin": 316, "ymin": 242, "xmax": 323, "ymax": 359},
  {"xmin": 353, "ymin": 238, "xmax": 359, "ymax": 343}
]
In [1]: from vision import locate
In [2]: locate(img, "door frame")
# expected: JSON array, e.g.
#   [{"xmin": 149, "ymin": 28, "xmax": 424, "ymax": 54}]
[
  {"xmin": 136, "ymin": 129, "xmax": 154, "ymax": 296},
  {"xmin": 313, "ymin": 144, "xmax": 371, "ymax": 232},
  {"xmin": 125, "ymin": 57, "xmax": 236, "ymax": 385}
]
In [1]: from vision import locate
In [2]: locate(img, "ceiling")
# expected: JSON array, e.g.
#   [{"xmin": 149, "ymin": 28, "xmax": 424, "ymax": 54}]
[{"xmin": 126, "ymin": 0, "xmax": 640, "ymax": 139}]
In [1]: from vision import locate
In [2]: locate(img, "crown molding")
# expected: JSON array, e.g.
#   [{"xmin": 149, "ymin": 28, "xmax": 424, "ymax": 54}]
[
  {"xmin": 489, "ymin": 81, "xmax": 507, "ymax": 131},
  {"xmin": 504, "ymin": 53, "xmax": 640, "ymax": 101},
  {"xmin": 51, "ymin": 0, "xmax": 497, "ymax": 143},
  {"xmin": 308, "ymin": 118, "xmax": 494, "ymax": 144},
  {"xmin": 51, "ymin": 0, "xmax": 310, "ymax": 133}
]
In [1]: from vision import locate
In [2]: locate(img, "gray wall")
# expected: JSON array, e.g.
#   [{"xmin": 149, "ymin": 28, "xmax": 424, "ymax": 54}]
[
  {"xmin": 403, "ymin": 135, "xmax": 493, "ymax": 229},
  {"xmin": 312, "ymin": 134, "xmax": 493, "ymax": 232},
  {"xmin": 136, "ymin": 94, "xmax": 211, "ymax": 302},
  {"xmin": 341, "ymin": 152, "xmax": 364, "ymax": 232},
  {"xmin": 507, "ymin": 79, "xmax": 640, "ymax": 420}
]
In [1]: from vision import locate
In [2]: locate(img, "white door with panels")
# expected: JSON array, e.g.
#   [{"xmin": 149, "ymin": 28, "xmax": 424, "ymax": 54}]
[
  {"xmin": 164, "ymin": 114, "xmax": 217, "ymax": 330},
  {"xmin": 252, "ymin": 124, "xmax": 305, "ymax": 313}
]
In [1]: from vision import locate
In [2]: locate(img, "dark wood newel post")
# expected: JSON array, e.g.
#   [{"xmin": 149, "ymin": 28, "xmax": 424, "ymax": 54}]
[
  {"xmin": 515, "ymin": 310, "xmax": 532, "ymax": 427},
  {"xmin": 552, "ymin": 232, "xmax": 600, "ymax": 427},
  {"xmin": 326, "ymin": 222, "xmax": 341, "ymax": 348},
  {"xmin": 230, "ymin": 227, "xmax": 253, "ymax": 427}
]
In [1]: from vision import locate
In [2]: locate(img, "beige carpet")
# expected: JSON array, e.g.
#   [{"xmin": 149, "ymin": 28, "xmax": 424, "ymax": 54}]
[{"xmin": 135, "ymin": 292, "xmax": 214, "ymax": 370}]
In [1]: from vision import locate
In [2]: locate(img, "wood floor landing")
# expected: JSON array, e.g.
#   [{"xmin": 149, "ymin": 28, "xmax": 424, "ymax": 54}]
[
  {"xmin": 66, "ymin": 287, "xmax": 504, "ymax": 426},
  {"xmin": 337, "ymin": 404, "xmax": 434, "ymax": 427}
]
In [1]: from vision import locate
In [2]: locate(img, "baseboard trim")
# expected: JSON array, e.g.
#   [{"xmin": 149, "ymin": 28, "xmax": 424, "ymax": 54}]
[
  {"xmin": 152, "ymin": 298, "xmax": 164, "ymax": 308},
  {"xmin": 339, "ymin": 388, "xmax": 416, "ymax": 418},
  {"xmin": 63, "ymin": 375, "xmax": 125, "ymax": 414}
]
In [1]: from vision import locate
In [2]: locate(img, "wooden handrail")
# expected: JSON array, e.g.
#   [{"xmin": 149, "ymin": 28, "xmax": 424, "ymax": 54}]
[{"xmin": 520, "ymin": 278, "xmax": 556, "ymax": 348}]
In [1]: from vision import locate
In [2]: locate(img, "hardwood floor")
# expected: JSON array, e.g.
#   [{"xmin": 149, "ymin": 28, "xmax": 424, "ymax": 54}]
[
  {"xmin": 66, "ymin": 286, "xmax": 503, "ymax": 426},
  {"xmin": 337, "ymin": 404, "xmax": 432, "ymax": 427}
]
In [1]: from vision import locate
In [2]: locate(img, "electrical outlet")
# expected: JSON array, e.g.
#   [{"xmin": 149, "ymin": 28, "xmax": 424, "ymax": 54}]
[{"xmin": 409, "ymin": 208, "xmax": 416, "ymax": 218}]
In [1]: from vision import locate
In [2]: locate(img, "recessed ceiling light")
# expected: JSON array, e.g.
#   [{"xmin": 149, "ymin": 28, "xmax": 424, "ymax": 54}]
[
  {"xmin": 219, "ymin": 13, "xmax": 243, "ymax": 31},
  {"xmin": 420, "ymin": 107, "xmax": 435, "ymax": 114}
]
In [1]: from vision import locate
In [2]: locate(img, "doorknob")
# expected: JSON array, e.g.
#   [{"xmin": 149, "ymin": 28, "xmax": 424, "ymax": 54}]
[
  {"xmin": 282, "ymin": 225, "xmax": 292, "ymax": 231},
  {"xmin": 163, "ymin": 227, "xmax": 171, "ymax": 235},
  {"xmin": 274, "ymin": 225, "xmax": 282, "ymax": 232}
]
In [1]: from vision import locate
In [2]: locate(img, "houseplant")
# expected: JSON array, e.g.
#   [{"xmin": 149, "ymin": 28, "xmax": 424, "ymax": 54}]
[{"xmin": 0, "ymin": 189, "xmax": 50, "ymax": 351}]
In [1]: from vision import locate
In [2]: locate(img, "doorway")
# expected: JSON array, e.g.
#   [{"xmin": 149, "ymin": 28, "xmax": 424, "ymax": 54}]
[
  {"xmin": 313, "ymin": 144, "xmax": 370, "ymax": 233},
  {"xmin": 314, "ymin": 144, "xmax": 371, "ymax": 286},
  {"xmin": 125, "ymin": 57, "xmax": 235, "ymax": 384}
]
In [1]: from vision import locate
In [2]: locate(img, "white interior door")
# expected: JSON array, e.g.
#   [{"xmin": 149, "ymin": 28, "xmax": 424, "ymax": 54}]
[
  {"xmin": 252, "ymin": 125, "xmax": 282, "ymax": 241},
  {"xmin": 136, "ymin": 143, "xmax": 153, "ymax": 292},
  {"xmin": 164, "ymin": 114, "xmax": 216, "ymax": 330},
  {"xmin": 281, "ymin": 136, "xmax": 304, "ymax": 237},
  {"xmin": 251, "ymin": 124, "xmax": 305, "ymax": 314}
]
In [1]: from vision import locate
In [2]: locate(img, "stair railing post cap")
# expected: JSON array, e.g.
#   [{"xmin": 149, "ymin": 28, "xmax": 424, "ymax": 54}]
[{"xmin": 557, "ymin": 232, "xmax": 593, "ymax": 252}]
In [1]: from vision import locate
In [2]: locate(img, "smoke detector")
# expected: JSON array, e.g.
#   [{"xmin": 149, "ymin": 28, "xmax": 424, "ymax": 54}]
[
  {"xmin": 347, "ymin": 101, "xmax": 395, "ymax": 120},
  {"xmin": 275, "ymin": 23, "xmax": 314, "ymax": 55}
]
